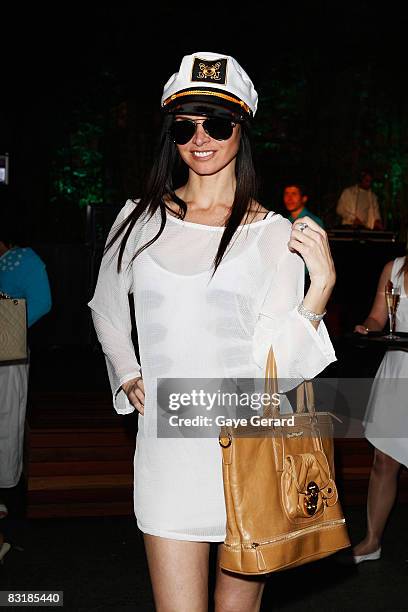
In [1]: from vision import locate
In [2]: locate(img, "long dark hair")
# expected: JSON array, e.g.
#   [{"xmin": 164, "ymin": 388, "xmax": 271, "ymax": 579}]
[{"xmin": 106, "ymin": 113, "xmax": 259, "ymax": 275}]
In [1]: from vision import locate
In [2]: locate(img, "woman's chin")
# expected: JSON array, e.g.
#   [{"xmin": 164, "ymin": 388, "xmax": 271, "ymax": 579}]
[{"xmin": 188, "ymin": 157, "xmax": 235, "ymax": 177}]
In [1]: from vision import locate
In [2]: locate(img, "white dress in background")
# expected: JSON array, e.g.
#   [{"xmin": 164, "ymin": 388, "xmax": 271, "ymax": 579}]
[
  {"xmin": 88, "ymin": 200, "xmax": 336, "ymax": 541},
  {"xmin": 364, "ymin": 256, "xmax": 408, "ymax": 468}
]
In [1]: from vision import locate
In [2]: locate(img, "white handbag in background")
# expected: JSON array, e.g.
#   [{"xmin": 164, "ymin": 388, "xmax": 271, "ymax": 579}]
[{"xmin": 0, "ymin": 291, "xmax": 28, "ymax": 364}]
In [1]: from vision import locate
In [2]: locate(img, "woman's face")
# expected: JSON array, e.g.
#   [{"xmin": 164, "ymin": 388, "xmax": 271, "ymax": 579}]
[{"xmin": 174, "ymin": 114, "xmax": 241, "ymax": 176}]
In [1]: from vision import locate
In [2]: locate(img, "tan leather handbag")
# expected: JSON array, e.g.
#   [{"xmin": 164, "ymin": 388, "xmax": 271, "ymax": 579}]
[
  {"xmin": 218, "ymin": 347, "xmax": 350, "ymax": 575},
  {"xmin": 0, "ymin": 291, "xmax": 28, "ymax": 364}
]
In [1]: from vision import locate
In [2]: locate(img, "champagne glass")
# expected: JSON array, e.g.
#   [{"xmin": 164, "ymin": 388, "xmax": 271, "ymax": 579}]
[{"xmin": 384, "ymin": 285, "xmax": 400, "ymax": 339}]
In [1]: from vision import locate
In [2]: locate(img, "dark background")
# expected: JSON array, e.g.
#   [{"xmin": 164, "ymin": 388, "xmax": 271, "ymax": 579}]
[{"xmin": 1, "ymin": 0, "xmax": 407, "ymax": 346}]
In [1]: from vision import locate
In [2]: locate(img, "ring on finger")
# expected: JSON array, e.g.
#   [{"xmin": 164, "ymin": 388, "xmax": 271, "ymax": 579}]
[{"xmin": 296, "ymin": 222, "xmax": 308, "ymax": 232}]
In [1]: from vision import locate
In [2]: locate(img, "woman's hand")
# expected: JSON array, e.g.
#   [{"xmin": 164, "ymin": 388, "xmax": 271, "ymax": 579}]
[
  {"xmin": 288, "ymin": 217, "xmax": 336, "ymax": 291},
  {"xmin": 288, "ymin": 217, "xmax": 336, "ymax": 328},
  {"xmin": 354, "ymin": 324, "xmax": 369, "ymax": 335},
  {"xmin": 122, "ymin": 376, "xmax": 145, "ymax": 415}
]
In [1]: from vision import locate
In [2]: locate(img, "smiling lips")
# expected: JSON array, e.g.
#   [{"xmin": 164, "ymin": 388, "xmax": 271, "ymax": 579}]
[{"xmin": 192, "ymin": 151, "xmax": 215, "ymax": 159}]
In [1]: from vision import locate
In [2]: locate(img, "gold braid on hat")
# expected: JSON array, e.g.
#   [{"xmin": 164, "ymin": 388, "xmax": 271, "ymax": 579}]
[{"xmin": 162, "ymin": 89, "xmax": 251, "ymax": 115}]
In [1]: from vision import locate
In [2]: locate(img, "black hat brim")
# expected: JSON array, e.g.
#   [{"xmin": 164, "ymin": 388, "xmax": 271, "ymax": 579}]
[{"xmin": 162, "ymin": 91, "xmax": 250, "ymax": 121}]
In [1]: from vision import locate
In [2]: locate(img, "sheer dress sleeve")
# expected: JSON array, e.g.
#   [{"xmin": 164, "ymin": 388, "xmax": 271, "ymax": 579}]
[
  {"xmin": 88, "ymin": 200, "xmax": 141, "ymax": 414},
  {"xmin": 252, "ymin": 220, "xmax": 336, "ymax": 390}
]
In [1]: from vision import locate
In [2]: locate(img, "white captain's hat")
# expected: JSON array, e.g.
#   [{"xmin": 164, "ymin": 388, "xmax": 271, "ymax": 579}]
[{"xmin": 161, "ymin": 51, "xmax": 258, "ymax": 120}]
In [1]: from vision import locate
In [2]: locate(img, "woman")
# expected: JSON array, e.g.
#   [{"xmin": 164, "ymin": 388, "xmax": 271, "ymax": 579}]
[
  {"xmin": 89, "ymin": 51, "xmax": 336, "ymax": 612},
  {"xmin": 0, "ymin": 203, "xmax": 52, "ymax": 493},
  {"xmin": 0, "ymin": 200, "xmax": 52, "ymax": 561},
  {"xmin": 353, "ymin": 256, "xmax": 408, "ymax": 564}
]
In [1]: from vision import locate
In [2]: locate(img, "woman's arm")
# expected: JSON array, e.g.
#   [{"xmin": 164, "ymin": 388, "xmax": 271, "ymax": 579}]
[
  {"xmin": 354, "ymin": 261, "xmax": 392, "ymax": 334},
  {"xmin": 288, "ymin": 217, "xmax": 336, "ymax": 330},
  {"xmin": 22, "ymin": 253, "xmax": 52, "ymax": 327},
  {"xmin": 253, "ymin": 220, "xmax": 336, "ymax": 384},
  {"xmin": 88, "ymin": 200, "xmax": 142, "ymax": 414}
]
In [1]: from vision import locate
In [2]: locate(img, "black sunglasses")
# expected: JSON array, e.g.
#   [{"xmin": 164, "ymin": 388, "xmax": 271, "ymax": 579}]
[{"xmin": 170, "ymin": 118, "xmax": 237, "ymax": 145}]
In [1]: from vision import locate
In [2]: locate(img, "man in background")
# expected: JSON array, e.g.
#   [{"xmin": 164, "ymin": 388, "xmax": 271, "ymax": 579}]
[
  {"xmin": 283, "ymin": 182, "xmax": 324, "ymax": 228},
  {"xmin": 336, "ymin": 169, "xmax": 383, "ymax": 229}
]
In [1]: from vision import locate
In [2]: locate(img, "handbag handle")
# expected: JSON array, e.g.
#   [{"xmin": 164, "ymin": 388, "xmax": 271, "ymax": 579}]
[
  {"xmin": 0, "ymin": 291, "xmax": 20, "ymax": 306},
  {"xmin": 296, "ymin": 381, "xmax": 316, "ymax": 416},
  {"xmin": 263, "ymin": 346, "xmax": 278, "ymax": 417},
  {"xmin": 263, "ymin": 346, "xmax": 315, "ymax": 418}
]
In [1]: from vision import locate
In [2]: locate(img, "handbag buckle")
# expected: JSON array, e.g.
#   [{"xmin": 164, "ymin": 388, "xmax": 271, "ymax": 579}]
[
  {"xmin": 219, "ymin": 432, "xmax": 232, "ymax": 448},
  {"xmin": 304, "ymin": 481, "xmax": 319, "ymax": 516}
]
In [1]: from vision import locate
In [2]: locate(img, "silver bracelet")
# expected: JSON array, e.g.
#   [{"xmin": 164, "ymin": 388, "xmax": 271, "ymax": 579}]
[{"xmin": 297, "ymin": 300, "xmax": 326, "ymax": 321}]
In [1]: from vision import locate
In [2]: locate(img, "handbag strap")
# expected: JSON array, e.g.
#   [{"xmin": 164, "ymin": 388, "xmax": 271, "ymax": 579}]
[
  {"xmin": 263, "ymin": 346, "xmax": 315, "ymax": 417},
  {"xmin": 263, "ymin": 346, "xmax": 278, "ymax": 417},
  {"xmin": 296, "ymin": 381, "xmax": 316, "ymax": 416}
]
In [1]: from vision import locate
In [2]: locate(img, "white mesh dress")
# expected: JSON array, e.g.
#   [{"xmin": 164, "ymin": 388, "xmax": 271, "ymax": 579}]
[{"xmin": 88, "ymin": 199, "xmax": 336, "ymax": 541}]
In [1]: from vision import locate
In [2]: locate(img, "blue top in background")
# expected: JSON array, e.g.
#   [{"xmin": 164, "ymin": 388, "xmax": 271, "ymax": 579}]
[
  {"xmin": 0, "ymin": 247, "xmax": 52, "ymax": 327},
  {"xmin": 288, "ymin": 206, "xmax": 324, "ymax": 228}
]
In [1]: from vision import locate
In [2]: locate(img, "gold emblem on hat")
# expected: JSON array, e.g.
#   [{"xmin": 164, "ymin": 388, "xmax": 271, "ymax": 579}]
[{"xmin": 198, "ymin": 62, "xmax": 222, "ymax": 81}]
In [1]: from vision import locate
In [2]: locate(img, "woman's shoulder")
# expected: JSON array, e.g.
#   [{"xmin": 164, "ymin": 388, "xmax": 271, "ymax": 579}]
[
  {"xmin": 110, "ymin": 199, "xmax": 148, "ymax": 236},
  {"xmin": 121, "ymin": 198, "xmax": 139, "ymax": 218},
  {"xmin": 379, "ymin": 258, "xmax": 401, "ymax": 283},
  {"xmin": 120, "ymin": 198, "xmax": 156, "ymax": 225},
  {"xmin": 393, "ymin": 255, "xmax": 406, "ymax": 268},
  {"xmin": 258, "ymin": 210, "xmax": 291, "ymax": 233},
  {"xmin": 245, "ymin": 203, "xmax": 269, "ymax": 223},
  {"xmin": 19, "ymin": 247, "xmax": 46, "ymax": 270},
  {"xmin": 391, "ymin": 256, "xmax": 406, "ymax": 278},
  {"xmin": 245, "ymin": 202, "xmax": 291, "ymax": 231},
  {"xmin": 383, "ymin": 257, "xmax": 404, "ymax": 272},
  {"xmin": 109, "ymin": 199, "xmax": 159, "ymax": 252},
  {"xmin": 6, "ymin": 246, "xmax": 44, "ymax": 264},
  {"xmin": 254, "ymin": 211, "xmax": 293, "ymax": 262}
]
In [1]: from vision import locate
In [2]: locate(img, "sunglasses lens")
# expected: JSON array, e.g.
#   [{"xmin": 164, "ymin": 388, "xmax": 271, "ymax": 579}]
[
  {"xmin": 204, "ymin": 118, "xmax": 234, "ymax": 140},
  {"xmin": 171, "ymin": 118, "xmax": 235, "ymax": 144},
  {"xmin": 171, "ymin": 121, "xmax": 196, "ymax": 145}
]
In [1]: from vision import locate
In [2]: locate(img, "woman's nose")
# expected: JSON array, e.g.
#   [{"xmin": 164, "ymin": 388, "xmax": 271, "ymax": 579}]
[{"xmin": 192, "ymin": 123, "xmax": 210, "ymax": 146}]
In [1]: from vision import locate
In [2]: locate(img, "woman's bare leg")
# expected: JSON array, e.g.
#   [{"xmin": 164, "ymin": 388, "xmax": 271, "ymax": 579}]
[
  {"xmin": 143, "ymin": 534, "xmax": 210, "ymax": 612},
  {"xmin": 214, "ymin": 545, "xmax": 266, "ymax": 612},
  {"xmin": 353, "ymin": 447, "xmax": 401, "ymax": 555}
]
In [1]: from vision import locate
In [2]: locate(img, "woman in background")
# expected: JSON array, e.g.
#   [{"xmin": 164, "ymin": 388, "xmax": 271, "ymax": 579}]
[
  {"xmin": 353, "ymin": 256, "xmax": 408, "ymax": 563},
  {"xmin": 0, "ymin": 198, "xmax": 52, "ymax": 542}
]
